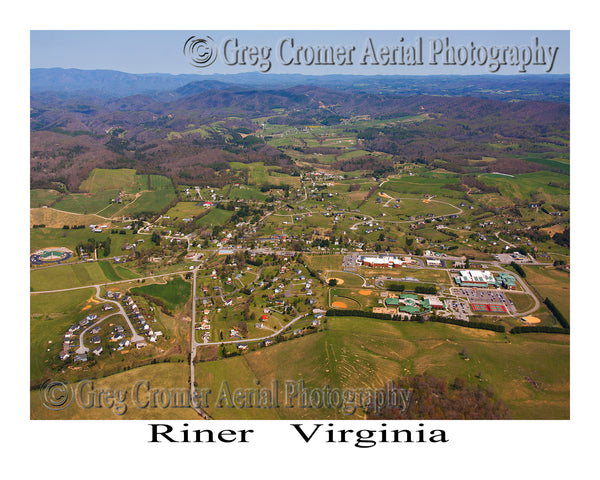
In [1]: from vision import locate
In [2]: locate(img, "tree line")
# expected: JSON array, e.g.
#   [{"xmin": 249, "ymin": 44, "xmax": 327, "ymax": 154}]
[
  {"xmin": 325, "ymin": 309, "xmax": 505, "ymax": 332},
  {"xmin": 543, "ymin": 298, "xmax": 570, "ymax": 329}
]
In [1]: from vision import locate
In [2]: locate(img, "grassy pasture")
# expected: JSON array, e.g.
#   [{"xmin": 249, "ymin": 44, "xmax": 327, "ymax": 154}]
[
  {"xmin": 30, "ymin": 287, "xmax": 97, "ymax": 382},
  {"xmin": 30, "ymin": 363, "xmax": 194, "ymax": 420},
  {"xmin": 479, "ymin": 171, "xmax": 569, "ymax": 203},
  {"xmin": 30, "ymin": 189, "xmax": 60, "ymax": 208},
  {"xmin": 117, "ymin": 189, "xmax": 177, "ymax": 216},
  {"xmin": 521, "ymin": 265, "xmax": 570, "ymax": 321},
  {"xmin": 30, "ymin": 227, "xmax": 138, "ymax": 258},
  {"xmin": 30, "ymin": 315, "xmax": 569, "ymax": 419},
  {"xmin": 53, "ymin": 190, "xmax": 118, "ymax": 215},
  {"xmin": 30, "ymin": 208, "xmax": 111, "ymax": 229},
  {"xmin": 165, "ymin": 202, "xmax": 207, "ymax": 219},
  {"xmin": 130, "ymin": 276, "xmax": 191, "ymax": 311},
  {"xmin": 51, "ymin": 169, "xmax": 176, "ymax": 216},
  {"xmin": 383, "ymin": 175, "xmax": 463, "ymax": 198},
  {"xmin": 228, "ymin": 186, "xmax": 267, "ymax": 201},
  {"xmin": 196, "ymin": 208, "xmax": 234, "ymax": 226},
  {"xmin": 30, "ymin": 262, "xmax": 118, "ymax": 291},
  {"xmin": 79, "ymin": 168, "xmax": 143, "ymax": 193}
]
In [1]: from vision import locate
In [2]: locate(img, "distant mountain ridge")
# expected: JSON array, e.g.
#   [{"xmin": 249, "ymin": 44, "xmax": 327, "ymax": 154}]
[{"xmin": 30, "ymin": 68, "xmax": 570, "ymax": 103}]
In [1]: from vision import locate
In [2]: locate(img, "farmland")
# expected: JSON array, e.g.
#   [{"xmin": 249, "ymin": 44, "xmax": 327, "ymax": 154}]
[
  {"xmin": 130, "ymin": 276, "xmax": 191, "ymax": 311},
  {"xmin": 28, "ymin": 315, "xmax": 569, "ymax": 420},
  {"xmin": 50, "ymin": 169, "xmax": 176, "ymax": 217},
  {"xmin": 30, "ymin": 261, "xmax": 127, "ymax": 291},
  {"xmin": 29, "ymin": 72, "xmax": 570, "ymax": 421}
]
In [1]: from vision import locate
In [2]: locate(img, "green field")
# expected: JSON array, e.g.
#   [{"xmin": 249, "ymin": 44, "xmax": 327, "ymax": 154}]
[
  {"xmin": 383, "ymin": 175, "xmax": 463, "ymax": 198},
  {"xmin": 79, "ymin": 168, "xmax": 144, "ymax": 193},
  {"xmin": 228, "ymin": 185, "xmax": 267, "ymax": 201},
  {"xmin": 479, "ymin": 171, "xmax": 570, "ymax": 204},
  {"xmin": 165, "ymin": 202, "xmax": 207, "ymax": 219},
  {"xmin": 522, "ymin": 265, "xmax": 570, "ymax": 321},
  {"xmin": 30, "ymin": 262, "xmax": 122, "ymax": 291},
  {"xmin": 30, "ymin": 228, "xmax": 140, "ymax": 259},
  {"xmin": 192, "ymin": 316, "xmax": 569, "ymax": 419},
  {"xmin": 53, "ymin": 190, "xmax": 118, "ymax": 215},
  {"xmin": 30, "ymin": 311, "xmax": 569, "ymax": 420},
  {"xmin": 30, "ymin": 189, "xmax": 60, "ymax": 208},
  {"xmin": 30, "ymin": 287, "xmax": 97, "ymax": 382},
  {"xmin": 130, "ymin": 276, "xmax": 191, "ymax": 311},
  {"xmin": 50, "ymin": 169, "xmax": 176, "ymax": 216},
  {"xmin": 118, "ymin": 189, "xmax": 177, "ymax": 216},
  {"xmin": 30, "ymin": 362, "xmax": 194, "ymax": 419},
  {"xmin": 196, "ymin": 208, "xmax": 234, "ymax": 226}
]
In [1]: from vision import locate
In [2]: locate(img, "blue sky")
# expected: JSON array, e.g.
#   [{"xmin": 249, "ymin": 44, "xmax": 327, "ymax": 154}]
[{"xmin": 31, "ymin": 30, "xmax": 569, "ymax": 75}]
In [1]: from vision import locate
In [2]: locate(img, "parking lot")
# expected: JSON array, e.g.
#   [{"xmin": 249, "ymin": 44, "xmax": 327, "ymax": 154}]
[
  {"xmin": 446, "ymin": 298, "xmax": 471, "ymax": 321},
  {"xmin": 450, "ymin": 287, "xmax": 514, "ymax": 314}
]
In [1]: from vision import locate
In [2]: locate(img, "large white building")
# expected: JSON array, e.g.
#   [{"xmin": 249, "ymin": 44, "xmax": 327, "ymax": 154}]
[
  {"xmin": 454, "ymin": 270, "xmax": 496, "ymax": 287},
  {"xmin": 359, "ymin": 255, "xmax": 408, "ymax": 268}
]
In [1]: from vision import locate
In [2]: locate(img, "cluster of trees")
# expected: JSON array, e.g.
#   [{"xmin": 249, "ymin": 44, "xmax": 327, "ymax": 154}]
[
  {"xmin": 259, "ymin": 182, "xmax": 292, "ymax": 193},
  {"xmin": 131, "ymin": 292, "xmax": 172, "ymax": 315},
  {"xmin": 367, "ymin": 373, "xmax": 510, "ymax": 420},
  {"xmin": 76, "ymin": 237, "xmax": 111, "ymax": 257},
  {"xmin": 333, "ymin": 155, "xmax": 395, "ymax": 176},
  {"xmin": 414, "ymin": 284, "xmax": 438, "ymax": 295},
  {"xmin": 552, "ymin": 228, "xmax": 570, "ymax": 248},
  {"xmin": 312, "ymin": 238, "xmax": 331, "ymax": 248},
  {"xmin": 62, "ymin": 224, "xmax": 86, "ymax": 230},
  {"xmin": 151, "ymin": 231, "xmax": 161, "ymax": 246},
  {"xmin": 387, "ymin": 283, "xmax": 437, "ymax": 294},
  {"xmin": 326, "ymin": 309, "xmax": 393, "ymax": 321},
  {"xmin": 510, "ymin": 261, "xmax": 526, "ymax": 278}
]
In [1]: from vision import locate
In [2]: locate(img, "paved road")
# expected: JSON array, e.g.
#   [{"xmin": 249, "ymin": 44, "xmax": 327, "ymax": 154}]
[
  {"xmin": 189, "ymin": 263, "xmax": 211, "ymax": 419},
  {"xmin": 75, "ymin": 285, "xmax": 143, "ymax": 354},
  {"xmin": 494, "ymin": 263, "xmax": 541, "ymax": 317},
  {"xmin": 495, "ymin": 231, "xmax": 517, "ymax": 248}
]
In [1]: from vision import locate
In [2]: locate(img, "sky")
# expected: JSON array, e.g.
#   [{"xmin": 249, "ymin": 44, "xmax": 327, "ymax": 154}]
[{"xmin": 30, "ymin": 30, "xmax": 570, "ymax": 75}]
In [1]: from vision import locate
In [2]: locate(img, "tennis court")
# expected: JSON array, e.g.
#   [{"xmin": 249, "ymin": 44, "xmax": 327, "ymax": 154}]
[{"xmin": 471, "ymin": 303, "xmax": 507, "ymax": 313}]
